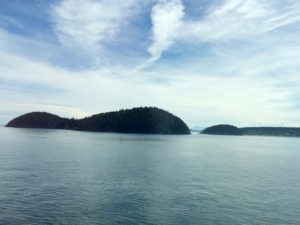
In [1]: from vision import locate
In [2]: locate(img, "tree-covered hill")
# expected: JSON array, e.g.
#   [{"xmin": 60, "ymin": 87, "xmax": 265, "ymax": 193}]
[
  {"xmin": 6, "ymin": 107, "xmax": 190, "ymax": 135},
  {"xmin": 201, "ymin": 124, "xmax": 242, "ymax": 135}
]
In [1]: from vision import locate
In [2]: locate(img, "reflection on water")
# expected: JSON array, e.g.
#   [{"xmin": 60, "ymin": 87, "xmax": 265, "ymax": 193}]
[{"xmin": 0, "ymin": 127, "xmax": 300, "ymax": 224}]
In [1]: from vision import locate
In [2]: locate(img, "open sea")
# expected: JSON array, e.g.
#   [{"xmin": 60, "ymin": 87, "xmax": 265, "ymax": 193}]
[{"xmin": 0, "ymin": 127, "xmax": 299, "ymax": 224}]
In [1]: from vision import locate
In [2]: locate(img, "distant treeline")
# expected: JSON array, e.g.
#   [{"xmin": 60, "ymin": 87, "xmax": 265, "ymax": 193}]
[
  {"xmin": 6, "ymin": 107, "xmax": 190, "ymax": 135},
  {"xmin": 201, "ymin": 124, "xmax": 300, "ymax": 137},
  {"xmin": 241, "ymin": 127, "xmax": 300, "ymax": 137}
]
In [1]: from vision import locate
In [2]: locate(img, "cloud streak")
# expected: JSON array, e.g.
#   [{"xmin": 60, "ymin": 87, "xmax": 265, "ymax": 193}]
[
  {"xmin": 178, "ymin": 0, "xmax": 300, "ymax": 42},
  {"xmin": 140, "ymin": 0, "xmax": 184, "ymax": 68},
  {"xmin": 52, "ymin": 0, "xmax": 142, "ymax": 59}
]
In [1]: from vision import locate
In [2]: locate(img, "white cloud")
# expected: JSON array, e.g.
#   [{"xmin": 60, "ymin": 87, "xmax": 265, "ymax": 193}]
[
  {"xmin": 139, "ymin": 0, "xmax": 300, "ymax": 68},
  {"xmin": 52, "ymin": 0, "xmax": 142, "ymax": 56},
  {"xmin": 178, "ymin": 0, "xmax": 300, "ymax": 42},
  {"xmin": 141, "ymin": 0, "xmax": 184, "ymax": 67},
  {"xmin": 2, "ymin": 0, "xmax": 300, "ymax": 127},
  {"xmin": 1, "ymin": 48, "xmax": 300, "ymax": 127}
]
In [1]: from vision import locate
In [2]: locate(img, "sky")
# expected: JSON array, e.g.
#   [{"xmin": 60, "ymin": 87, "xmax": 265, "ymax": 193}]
[{"xmin": 0, "ymin": 0, "xmax": 300, "ymax": 128}]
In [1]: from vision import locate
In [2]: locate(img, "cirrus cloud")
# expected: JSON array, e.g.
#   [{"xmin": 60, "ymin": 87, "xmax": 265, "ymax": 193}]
[{"xmin": 52, "ymin": 0, "xmax": 144, "ymax": 57}]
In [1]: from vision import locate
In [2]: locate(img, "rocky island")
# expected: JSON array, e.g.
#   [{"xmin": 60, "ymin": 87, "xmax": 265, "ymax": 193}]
[{"xmin": 6, "ymin": 107, "xmax": 190, "ymax": 135}]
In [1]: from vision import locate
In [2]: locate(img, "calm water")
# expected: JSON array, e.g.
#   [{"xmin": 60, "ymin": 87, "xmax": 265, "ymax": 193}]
[{"xmin": 0, "ymin": 127, "xmax": 300, "ymax": 225}]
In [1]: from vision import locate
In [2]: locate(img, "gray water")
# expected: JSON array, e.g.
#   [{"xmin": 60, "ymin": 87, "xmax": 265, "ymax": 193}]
[{"xmin": 0, "ymin": 127, "xmax": 299, "ymax": 225}]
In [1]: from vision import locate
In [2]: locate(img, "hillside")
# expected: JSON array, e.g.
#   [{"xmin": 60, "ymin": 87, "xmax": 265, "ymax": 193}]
[
  {"xmin": 201, "ymin": 124, "xmax": 242, "ymax": 135},
  {"xmin": 6, "ymin": 107, "xmax": 190, "ymax": 135}
]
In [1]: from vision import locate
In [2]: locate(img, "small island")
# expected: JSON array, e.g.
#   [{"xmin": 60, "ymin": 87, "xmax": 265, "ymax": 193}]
[
  {"xmin": 201, "ymin": 124, "xmax": 242, "ymax": 135},
  {"xmin": 5, "ymin": 107, "xmax": 190, "ymax": 135}
]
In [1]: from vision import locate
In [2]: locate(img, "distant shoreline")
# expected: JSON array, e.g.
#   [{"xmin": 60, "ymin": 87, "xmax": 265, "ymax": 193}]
[{"xmin": 201, "ymin": 124, "xmax": 300, "ymax": 138}]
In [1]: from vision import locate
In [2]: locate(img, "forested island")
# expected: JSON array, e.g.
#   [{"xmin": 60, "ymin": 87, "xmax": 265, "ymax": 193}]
[
  {"xmin": 5, "ymin": 107, "xmax": 190, "ymax": 134},
  {"xmin": 7, "ymin": 109, "xmax": 300, "ymax": 137},
  {"xmin": 201, "ymin": 125, "xmax": 242, "ymax": 135},
  {"xmin": 201, "ymin": 124, "xmax": 300, "ymax": 137}
]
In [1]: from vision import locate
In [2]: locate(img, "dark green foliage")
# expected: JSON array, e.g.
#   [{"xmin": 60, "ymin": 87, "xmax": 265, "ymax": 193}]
[
  {"xmin": 5, "ymin": 112, "xmax": 68, "ymax": 129},
  {"xmin": 201, "ymin": 125, "xmax": 300, "ymax": 137},
  {"xmin": 201, "ymin": 124, "xmax": 242, "ymax": 135},
  {"xmin": 241, "ymin": 127, "xmax": 300, "ymax": 137},
  {"xmin": 6, "ymin": 107, "xmax": 190, "ymax": 135}
]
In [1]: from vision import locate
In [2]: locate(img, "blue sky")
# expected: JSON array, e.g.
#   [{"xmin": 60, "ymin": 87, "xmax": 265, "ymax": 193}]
[{"xmin": 1, "ymin": 0, "xmax": 300, "ymax": 127}]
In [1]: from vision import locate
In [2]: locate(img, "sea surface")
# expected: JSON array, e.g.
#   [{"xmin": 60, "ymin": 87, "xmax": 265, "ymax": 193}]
[{"xmin": 0, "ymin": 127, "xmax": 300, "ymax": 225}]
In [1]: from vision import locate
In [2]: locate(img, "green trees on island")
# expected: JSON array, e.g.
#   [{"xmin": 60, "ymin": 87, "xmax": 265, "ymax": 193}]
[
  {"xmin": 201, "ymin": 124, "xmax": 242, "ymax": 135},
  {"xmin": 7, "ymin": 107, "xmax": 300, "ymax": 137},
  {"xmin": 201, "ymin": 124, "xmax": 300, "ymax": 137},
  {"xmin": 240, "ymin": 127, "xmax": 300, "ymax": 137},
  {"xmin": 6, "ymin": 107, "xmax": 190, "ymax": 135}
]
